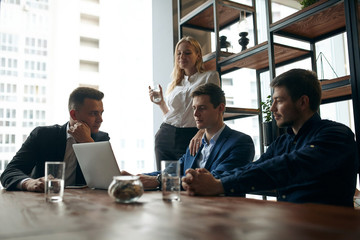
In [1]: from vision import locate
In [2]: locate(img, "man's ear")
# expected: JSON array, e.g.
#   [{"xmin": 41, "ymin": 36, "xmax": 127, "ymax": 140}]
[
  {"xmin": 69, "ymin": 109, "xmax": 77, "ymax": 121},
  {"xmin": 298, "ymin": 95, "xmax": 310, "ymax": 110},
  {"xmin": 218, "ymin": 103, "xmax": 225, "ymax": 114}
]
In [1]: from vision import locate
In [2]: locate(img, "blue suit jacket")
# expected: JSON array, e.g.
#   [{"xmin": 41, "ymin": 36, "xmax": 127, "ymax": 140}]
[{"xmin": 146, "ymin": 125, "xmax": 255, "ymax": 178}]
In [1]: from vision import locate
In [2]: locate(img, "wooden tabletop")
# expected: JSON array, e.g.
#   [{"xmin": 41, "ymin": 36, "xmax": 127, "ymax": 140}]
[{"xmin": 1, "ymin": 188, "xmax": 360, "ymax": 240}]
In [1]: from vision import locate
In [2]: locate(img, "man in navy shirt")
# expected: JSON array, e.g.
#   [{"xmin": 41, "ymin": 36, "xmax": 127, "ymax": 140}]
[{"xmin": 182, "ymin": 69, "xmax": 359, "ymax": 207}]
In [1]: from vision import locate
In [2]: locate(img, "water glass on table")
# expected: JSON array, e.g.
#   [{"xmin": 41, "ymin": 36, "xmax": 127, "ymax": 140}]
[
  {"xmin": 161, "ymin": 160, "xmax": 180, "ymax": 201},
  {"xmin": 45, "ymin": 161, "xmax": 65, "ymax": 202}
]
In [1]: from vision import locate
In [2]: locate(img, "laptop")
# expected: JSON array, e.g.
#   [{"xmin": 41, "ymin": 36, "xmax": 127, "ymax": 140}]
[{"xmin": 72, "ymin": 141, "xmax": 121, "ymax": 189}]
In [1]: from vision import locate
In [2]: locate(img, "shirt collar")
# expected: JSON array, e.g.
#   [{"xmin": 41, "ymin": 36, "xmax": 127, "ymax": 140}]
[
  {"xmin": 66, "ymin": 123, "xmax": 73, "ymax": 140},
  {"xmin": 184, "ymin": 72, "xmax": 199, "ymax": 83},
  {"xmin": 287, "ymin": 113, "xmax": 321, "ymax": 138},
  {"xmin": 202, "ymin": 124, "xmax": 226, "ymax": 146}
]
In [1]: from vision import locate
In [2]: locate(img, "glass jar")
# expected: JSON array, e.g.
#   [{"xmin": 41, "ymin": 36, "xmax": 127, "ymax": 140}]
[{"xmin": 108, "ymin": 176, "xmax": 144, "ymax": 203}]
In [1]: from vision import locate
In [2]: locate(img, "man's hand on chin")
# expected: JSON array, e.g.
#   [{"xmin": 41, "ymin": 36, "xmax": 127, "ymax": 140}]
[
  {"xmin": 181, "ymin": 168, "xmax": 224, "ymax": 196},
  {"xmin": 68, "ymin": 122, "xmax": 94, "ymax": 143}
]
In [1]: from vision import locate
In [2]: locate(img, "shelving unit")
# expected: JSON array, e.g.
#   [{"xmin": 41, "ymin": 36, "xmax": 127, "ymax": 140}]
[
  {"xmin": 177, "ymin": 0, "xmax": 360, "ymax": 157},
  {"xmin": 224, "ymin": 107, "xmax": 260, "ymax": 121},
  {"xmin": 268, "ymin": 0, "xmax": 352, "ymax": 103},
  {"xmin": 178, "ymin": 1, "xmax": 255, "ymax": 32},
  {"xmin": 178, "ymin": 0, "xmax": 258, "ymax": 73},
  {"xmin": 320, "ymin": 75, "xmax": 351, "ymax": 104},
  {"xmin": 178, "ymin": 0, "xmax": 261, "ymax": 123},
  {"xmin": 219, "ymin": 42, "xmax": 311, "ymax": 73},
  {"xmin": 267, "ymin": 0, "xmax": 360, "ymax": 169}
]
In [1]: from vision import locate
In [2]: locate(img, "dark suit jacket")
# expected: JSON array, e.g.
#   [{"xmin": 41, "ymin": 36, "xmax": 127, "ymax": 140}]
[
  {"xmin": 0, "ymin": 123, "xmax": 110, "ymax": 190},
  {"xmin": 147, "ymin": 125, "xmax": 255, "ymax": 178}
]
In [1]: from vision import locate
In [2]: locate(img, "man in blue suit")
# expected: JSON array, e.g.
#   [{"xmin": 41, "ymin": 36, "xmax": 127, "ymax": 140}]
[
  {"xmin": 182, "ymin": 69, "xmax": 359, "ymax": 208},
  {"xmin": 1, "ymin": 87, "xmax": 110, "ymax": 192},
  {"xmin": 125, "ymin": 83, "xmax": 255, "ymax": 189}
]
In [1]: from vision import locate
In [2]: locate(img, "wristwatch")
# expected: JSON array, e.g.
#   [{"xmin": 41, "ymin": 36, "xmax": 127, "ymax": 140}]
[{"xmin": 156, "ymin": 174, "xmax": 162, "ymax": 187}]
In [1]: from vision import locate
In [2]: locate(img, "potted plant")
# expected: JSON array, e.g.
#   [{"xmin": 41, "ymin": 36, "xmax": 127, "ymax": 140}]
[
  {"xmin": 299, "ymin": 0, "xmax": 319, "ymax": 9},
  {"xmin": 261, "ymin": 95, "xmax": 273, "ymax": 146}
]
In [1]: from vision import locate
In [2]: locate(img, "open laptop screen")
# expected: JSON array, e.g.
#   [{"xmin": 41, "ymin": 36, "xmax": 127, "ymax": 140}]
[{"xmin": 73, "ymin": 141, "xmax": 121, "ymax": 189}]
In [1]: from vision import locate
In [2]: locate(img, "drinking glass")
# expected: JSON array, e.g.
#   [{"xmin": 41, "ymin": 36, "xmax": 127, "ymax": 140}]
[
  {"xmin": 152, "ymin": 85, "xmax": 162, "ymax": 103},
  {"xmin": 45, "ymin": 162, "xmax": 65, "ymax": 202},
  {"xmin": 161, "ymin": 160, "xmax": 180, "ymax": 201}
]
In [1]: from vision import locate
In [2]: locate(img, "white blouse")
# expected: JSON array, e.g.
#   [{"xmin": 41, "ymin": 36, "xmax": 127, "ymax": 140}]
[{"xmin": 163, "ymin": 71, "xmax": 220, "ymax": 128}]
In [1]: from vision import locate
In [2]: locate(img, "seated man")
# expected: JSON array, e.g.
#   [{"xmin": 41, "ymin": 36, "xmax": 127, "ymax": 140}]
[
  {"xmin": 182, "ymin": 69, "xmax": 359, "ymax": 208},
  {"xmin": 123, "ymin": 83, "xmax": 255, "ymax": 189},
  {"xmin": 0, "ymin": 87, "xmax": 110, "ymax": 192}
]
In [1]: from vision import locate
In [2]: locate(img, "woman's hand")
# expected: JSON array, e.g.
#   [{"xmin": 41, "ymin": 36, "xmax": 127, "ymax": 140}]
[
  {"xmin": 189, "ymin": 129, "xmax": 205, "ymax": 156},
  {"xmin": 148, "ymin": 85, "xmax": 164, "ymax": 105},
  {"xmin": 148, "ymin": 85, "xmax": 169, "ymax": 115}
]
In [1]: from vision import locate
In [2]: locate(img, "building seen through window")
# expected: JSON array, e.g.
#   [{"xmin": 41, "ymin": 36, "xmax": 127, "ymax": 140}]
[{"xmin": 0, "ymin": 0, "xmax": 154, "ymax": 180}]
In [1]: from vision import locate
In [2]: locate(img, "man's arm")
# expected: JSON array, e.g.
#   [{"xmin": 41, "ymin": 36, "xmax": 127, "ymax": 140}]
[
  {"xmin": 121, "ymin": 170, "xmax": 160, "ymax": 190},
  {"xmin": 0, "ymin": 127, "xmax": 43, "ymax": 190},
  {"xmin": 209, "ymin": 132, "xmax": 255, "ymax": 179},
  {"xmin": 221, "ymin": 123, "xmax": 359, "ymax": 196}
]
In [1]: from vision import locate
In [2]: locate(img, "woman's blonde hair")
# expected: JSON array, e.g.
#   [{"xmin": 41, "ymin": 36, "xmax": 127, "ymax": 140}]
[{"xmin": 167, "ymin": 36, "xmax": 206, "ymax": 94}]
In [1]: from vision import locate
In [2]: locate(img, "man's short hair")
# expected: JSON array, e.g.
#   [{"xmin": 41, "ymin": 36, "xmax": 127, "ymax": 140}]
[
  {"xmin": 68, "ymin": 87, "xmax": 104, "ymax": 111},
  {"xmin": 191, "ymin": 83, "xmax": 225, "ymax": 108},
  {"xmin": 270, "ymin": 69, "xmax": 321, "ymax": 112}
]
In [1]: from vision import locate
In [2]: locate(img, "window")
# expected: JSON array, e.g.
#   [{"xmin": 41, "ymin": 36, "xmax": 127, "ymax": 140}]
[
  {"xmin": 80, "ymin": 14, "xmax": 99, "ymax": 26},
  {"xmin": 0, "ymin": 0, "xmax": 156, "ymax": 173},
  {"xmin": 136, "ymin": 160, "xmax": 145, "ymax": 169},
  {"xmin": 136, "ymin": 139, "xmax": 144, "ymax": 149},
  {"xmin": 80, "ymin": 37, "xmax": 99, "ymax": 48},
  {"xmin": 222, "ymin": 78, "xmax": 233, "ymax": 86},
  {"xmin": 79, "ymin": 60, "xmax": 99, "ymax": 72}
]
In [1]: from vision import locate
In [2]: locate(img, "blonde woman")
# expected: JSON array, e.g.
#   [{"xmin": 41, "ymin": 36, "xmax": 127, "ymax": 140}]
[{"xmin": 149, "ymin": 36, "xmax": 220, "ymax": 170}]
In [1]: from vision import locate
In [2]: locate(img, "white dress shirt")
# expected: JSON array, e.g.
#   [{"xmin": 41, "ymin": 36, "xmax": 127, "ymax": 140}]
[
  {"xmin": 164, "ymin": 71, "xmax": 220, "ymax": 128},
  {"xmin": 63, "ymin": 124, "xmax": 77, "ymax": 186},
  {"xmin": 196, "ymin": 124, "xmax": 226, "ymax": 168}
]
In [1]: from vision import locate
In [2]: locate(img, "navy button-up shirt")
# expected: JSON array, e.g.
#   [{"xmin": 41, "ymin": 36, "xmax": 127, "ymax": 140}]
[{"xmin": 220, "ymin": 113, "xmax": 359, "ymax": 207}]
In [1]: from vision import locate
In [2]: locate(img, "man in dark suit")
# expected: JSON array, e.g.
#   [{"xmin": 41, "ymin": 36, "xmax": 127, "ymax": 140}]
[
  {"xmin": 0, "ymin": 87, "xmax": 110, "ymax": 192},
  {"xmin": 122, "ymin": 83, "xmax": 255, "ymax": 190}
]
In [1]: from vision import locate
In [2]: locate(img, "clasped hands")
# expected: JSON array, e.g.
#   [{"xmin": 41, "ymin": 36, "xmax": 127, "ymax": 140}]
[{"xmin": 181, "ymin": 168, "xmax": 224, "ymax": 196}]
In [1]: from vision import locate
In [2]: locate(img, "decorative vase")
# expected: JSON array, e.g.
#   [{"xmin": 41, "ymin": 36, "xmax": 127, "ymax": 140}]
[
  {"xmin": 263, "ymin": 121, "xmax": 273, "ymax": 146},
  {"xmin": 238, "ymin": 32, "xmax": 249, "ymax": 51},
  {"xmin": 108, "ymin": 176, "xmax": 144, "ymax": 203},
  {"xmin": 220, "ymin": 35, "xmax": 231, "ymax": 52}
]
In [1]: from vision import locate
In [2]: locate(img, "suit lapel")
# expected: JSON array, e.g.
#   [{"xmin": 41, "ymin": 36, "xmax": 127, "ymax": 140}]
[
  {"xmin": 184, "ymin": 145, "xmax": 204, "ymax": 170},
  {"xmin": 56, "ymin": 123, "xmax": 68, "ymax": 161},
  {"xmin": 204, "ymin": 126, "xmax": 231, "ymax": 169}
]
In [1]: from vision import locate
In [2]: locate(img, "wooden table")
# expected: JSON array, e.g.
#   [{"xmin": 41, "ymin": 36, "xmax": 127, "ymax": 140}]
[{"xmin": 1, "ymin": 188, "xmax": 360, "ymax": 240}]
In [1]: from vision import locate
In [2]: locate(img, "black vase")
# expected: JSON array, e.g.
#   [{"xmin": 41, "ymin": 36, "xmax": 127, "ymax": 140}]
[
  {"xmin": 238, "ymin": 32, "xmax": 249, "ymax": 51},
  {"xmin": 220, "ymin": 36, "xmax": 231, "ymax": 52},
  {"xmin": 263, "ymin": 121, "xmax": 273, "ymax": 146}
]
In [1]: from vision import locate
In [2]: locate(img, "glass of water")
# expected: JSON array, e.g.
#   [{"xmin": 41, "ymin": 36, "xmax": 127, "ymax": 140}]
[
  {"xmin": 161, "ymin": 160, "xmax": 180, "ymax": 201},
  {"xmin": 151, "ymin": 85, "xmax": 162, "ymax": 103},
  {"xmin": 45, "ymin": 161, "xmax": 65, "ymax": 202}
]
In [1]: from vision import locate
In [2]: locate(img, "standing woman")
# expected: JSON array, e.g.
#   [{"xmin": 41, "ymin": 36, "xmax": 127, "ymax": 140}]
[{"xmin": 149, "ymin": 36, "xmax": 220, "ymax": 170}]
